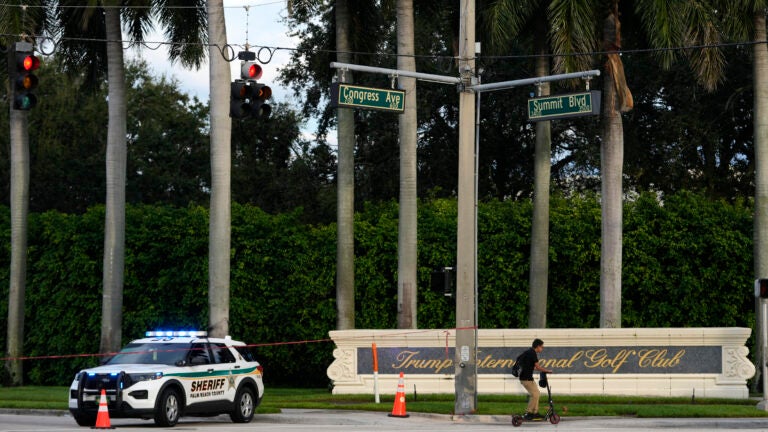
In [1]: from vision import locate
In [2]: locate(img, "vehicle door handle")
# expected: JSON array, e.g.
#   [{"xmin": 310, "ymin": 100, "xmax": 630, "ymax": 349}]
[
  {"xmin": 207, "ymin": 369, "xmax": 214, "ymax": 373},
  {"xmin": 234, "ymin": 365, "xmax": 241, "ymax": 369}
]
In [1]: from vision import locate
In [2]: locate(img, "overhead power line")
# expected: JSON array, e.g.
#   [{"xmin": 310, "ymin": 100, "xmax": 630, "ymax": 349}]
[
  {"xmin": 0, "ymin": 1, "xmax": 285, "ymax": 9},
  {"xmin": 1, "ymin": 32, "xmax": 766, "ymax": 66}
]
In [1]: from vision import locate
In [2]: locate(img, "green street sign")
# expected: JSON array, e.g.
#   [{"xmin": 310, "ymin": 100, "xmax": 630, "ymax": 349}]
[
  {"xmin": 527, "ymin": 91, "xmax": 601, "ymax": 122},
  {"xmin": 330, "ymin": 83, "xmax": 405, "ymax": 113}
]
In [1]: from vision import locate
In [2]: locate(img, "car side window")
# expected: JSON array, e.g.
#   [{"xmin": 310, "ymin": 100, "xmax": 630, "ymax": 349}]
[
  {"xmin": 188, "ymin": 343, "xmax": 211, "ymax": 365},
  {"xmin": 211, "ymin": 343, "xmax": 236, "ymax": 364},
  {"xmin": 234, "ymin": 345, "xmax": 258, "ymax": 362}
]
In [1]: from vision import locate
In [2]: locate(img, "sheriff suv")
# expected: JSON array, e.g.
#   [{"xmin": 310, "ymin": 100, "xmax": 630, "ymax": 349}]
[{"xmin": 68, "ymin": 331, "xmax": 264, "ymax": 427}]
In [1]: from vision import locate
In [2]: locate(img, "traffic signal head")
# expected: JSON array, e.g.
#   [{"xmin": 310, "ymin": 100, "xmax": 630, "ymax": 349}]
[
  {"xmin": 230, "ymin": 80, "xmax": 256, "ymax": 118},
  {"xmin": 251, "ymin": 83, "xmax": 272, "ymax": 118},
  {"xmin": 757, "ymin": 279, "xmax": 768, "ymax": 298},
  {"xmin": 13, "ymin": 50, "xmax": 40, "ymax": 110},
  {"xmin": 229, "ymin": 80, "xmax": 272, "ymax": 119}
]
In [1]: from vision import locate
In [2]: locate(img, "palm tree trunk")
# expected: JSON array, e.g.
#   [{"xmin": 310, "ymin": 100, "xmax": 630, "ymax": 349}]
[
  {"xmin": 207, "ymin": 0, "xmax": 232, "ymax": 338},
  {"xmin": 6, "ymin": 72, "xmax": 30, "ymax": 384},
  {"xmin": 752, "ymin": 9, "xmax": 768, "ymax": 391},
  {"xmin": 600, "ymin": 4, "xmax": 625, "ymax": 328},
  {"xmin": 336, "ymin": 0, "xmax": 355, "ymax": 330},
  {"xmin": 396, "ymin": 0, "xmax": 418, "ymax": 329},
  {"xmin": 528, "ymin": 12, "xmax": 551, "ymax": 329},
  {"xmin": 100, "ymin": 6, "xmax": 127, "ymax": 354}
]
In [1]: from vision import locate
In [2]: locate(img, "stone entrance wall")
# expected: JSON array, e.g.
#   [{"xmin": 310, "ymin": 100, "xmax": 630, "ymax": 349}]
[{"xmin": 326, "ymin": 328, "xmax": 755, "ymax": 399}]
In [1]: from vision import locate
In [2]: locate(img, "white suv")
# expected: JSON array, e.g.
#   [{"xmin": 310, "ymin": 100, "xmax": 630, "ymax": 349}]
[{"xmin": 68, "ymin": 331, "xmax": 264, "ymax": 427}]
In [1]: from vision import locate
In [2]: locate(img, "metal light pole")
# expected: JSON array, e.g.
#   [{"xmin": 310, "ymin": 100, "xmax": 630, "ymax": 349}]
[{"xmin": 758, "ymin": 291, "xmax": 768, "ymax": 410}]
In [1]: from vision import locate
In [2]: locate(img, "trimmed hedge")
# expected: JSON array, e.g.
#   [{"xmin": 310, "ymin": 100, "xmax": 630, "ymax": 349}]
[{"xmin": 0, "ymin": 191, "xmax": 756, "ymax": 386}]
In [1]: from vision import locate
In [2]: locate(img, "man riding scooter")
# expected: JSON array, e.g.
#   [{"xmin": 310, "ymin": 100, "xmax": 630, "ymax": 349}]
[{"xmin": 517, "ymin": 338, "xmax": 554, "ymax": 420}]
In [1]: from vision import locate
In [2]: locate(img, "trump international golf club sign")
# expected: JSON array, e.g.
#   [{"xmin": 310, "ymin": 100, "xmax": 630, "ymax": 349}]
[
  {"xmin": 355, "ymin": 346, "xmax": 720, "ymax": 375},
  {"xmin": 327, "ymin": 328, "xmax": 755, "ymax": 399}
]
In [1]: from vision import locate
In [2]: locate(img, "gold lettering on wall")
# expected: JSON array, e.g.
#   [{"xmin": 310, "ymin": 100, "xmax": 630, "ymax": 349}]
[{"xmin": 386, "ymin": 347, "xmax": 691, "ymax": 374}]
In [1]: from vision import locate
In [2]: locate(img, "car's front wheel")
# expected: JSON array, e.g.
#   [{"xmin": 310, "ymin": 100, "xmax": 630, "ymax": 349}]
[
  {"xmin": 154, "ymin": 387, "xmax": 181, "ymax": 427},
  {"xmin": 72, "ymin": 412, "xmax": 96, "ymax": 427},
  {"xmin": 230, "ymin": 386, "xmax": 255, "ymax": 423}
]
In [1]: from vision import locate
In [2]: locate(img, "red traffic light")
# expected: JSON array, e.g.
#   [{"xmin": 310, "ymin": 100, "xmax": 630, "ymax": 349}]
[
  {"xmin": 240, "ymin": 62, "xmax": 262, "ymax": 80},
  {"xmin": 13, "ymin": 49, "xmax": 40, "ymax": 110},
  {"xmin": 18, "ymin": 54, "xmax": 40, "ymax": 72}
]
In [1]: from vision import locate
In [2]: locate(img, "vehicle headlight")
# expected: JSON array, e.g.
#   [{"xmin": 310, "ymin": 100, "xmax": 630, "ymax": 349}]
[{"xmin": 127, "ymin": 372, "xmax": 163, "ymax": 383}]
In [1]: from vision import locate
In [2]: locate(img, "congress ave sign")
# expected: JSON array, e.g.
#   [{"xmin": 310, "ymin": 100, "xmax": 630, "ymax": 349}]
[{"xmin": 330, "ymin": 83, "xmax": 405, "ymax": 113}]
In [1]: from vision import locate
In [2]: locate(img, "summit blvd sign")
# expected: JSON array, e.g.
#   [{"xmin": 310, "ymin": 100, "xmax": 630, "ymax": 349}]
[{"xmin": 528, "ymin": 90, "xmax": 601, "ymax": 121}]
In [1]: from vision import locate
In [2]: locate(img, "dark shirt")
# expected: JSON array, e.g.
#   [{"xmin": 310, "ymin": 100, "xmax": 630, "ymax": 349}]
[{"xmin": 518, "ymin": 347, "xmax": 538, "ymax": 381}]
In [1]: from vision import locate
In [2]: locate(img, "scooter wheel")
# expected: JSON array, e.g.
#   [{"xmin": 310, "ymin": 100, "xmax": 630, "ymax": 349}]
[
  {"xmin": 512, "ymin": 415, "xmax": 523, "ymax": 427},
  {"xmin": 549, "ymin": 413, "xmax": 561, "ymax": 424}
]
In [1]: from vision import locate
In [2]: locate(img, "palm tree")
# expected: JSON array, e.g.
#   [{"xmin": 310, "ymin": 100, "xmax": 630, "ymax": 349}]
[
  {"xmin": 1, "ymin": 0, "xmax": 53, "ymax": 386},
  {"xmin": 485, "ymin": 0, "xmax": 724, "ymax": 328},
  {"xmin": 335, "ymin": 0, "xmax": 355, "ymax": 330},
  {"xmin": 528, "ymin": 11, "xmax": 552, "ymax": 329},
  {"xmin": 396, "ymin": 0, "xmax": 418, "ymax": 329},
  {"xmin": 53, "ymin": 0, "xmax": 208, "ymax": 350},
  {"xmin": 720, "ymin": 0, "xmax": 768, "ymax": 388},
  {"xmin": 484, "ymin": 0, "xmax": 596, "ymax": 328},
  {"xmin": 207, "ymin": 0, "xmax": 231, "ymax": 338},
  {"xmin": 598, "ymin": 0, "xmax": 722, "ymax": 327}
]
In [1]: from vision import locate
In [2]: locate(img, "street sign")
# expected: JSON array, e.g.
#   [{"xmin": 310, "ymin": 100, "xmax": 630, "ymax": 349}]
[
  {"xmin": 527, "ymin": 90, "xmax": 601, "ymax": 122},
  {"xmin": 330, "ymin": 83, "xmax": 405, "ymax": 113}
]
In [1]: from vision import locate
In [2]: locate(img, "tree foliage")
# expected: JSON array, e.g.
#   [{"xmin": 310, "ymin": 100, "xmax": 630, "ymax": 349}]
[{"xmin": 0, "ymin": 193, "xmax": 755, "ymax": 386}]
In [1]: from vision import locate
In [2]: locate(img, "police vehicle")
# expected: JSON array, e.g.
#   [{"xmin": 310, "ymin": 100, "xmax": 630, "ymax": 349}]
[{"xmin": 68, "ymin": 330, "xmax": 264, "ymax": 427}]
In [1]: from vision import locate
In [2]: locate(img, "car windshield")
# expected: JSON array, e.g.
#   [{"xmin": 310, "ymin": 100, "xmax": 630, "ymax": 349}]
[{"xmin": 106, "ymin": 343, "xmax": 190, "ymax": 365}]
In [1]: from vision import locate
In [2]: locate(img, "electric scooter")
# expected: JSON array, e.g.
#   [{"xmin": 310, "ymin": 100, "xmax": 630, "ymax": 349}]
[{"xmin": 512, "ymin": 372, "xmax": 561, "ymax": 427}]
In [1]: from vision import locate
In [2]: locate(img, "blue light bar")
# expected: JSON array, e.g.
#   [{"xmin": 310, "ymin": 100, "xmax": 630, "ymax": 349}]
[{"xmin": 145, "ymin": 330, "xmax": 208, "ymax": 338}]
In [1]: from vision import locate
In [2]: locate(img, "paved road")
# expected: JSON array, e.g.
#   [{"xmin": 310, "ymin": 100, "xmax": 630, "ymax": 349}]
[{"xmin": 2, "ymin": 409, "xmax": 768, "ymax": 432}]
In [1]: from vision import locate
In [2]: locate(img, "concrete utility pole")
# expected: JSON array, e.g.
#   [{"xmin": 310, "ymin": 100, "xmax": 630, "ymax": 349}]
[
  {"xmin": 331, "ymin": 44, "xmax": 599, "ymax": 423},
  {"xmin": 454, "ymin": 0, "xmax": 477, "ymax": 416}
]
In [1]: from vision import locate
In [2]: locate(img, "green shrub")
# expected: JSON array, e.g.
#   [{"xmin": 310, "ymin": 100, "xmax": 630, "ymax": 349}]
[{"xmin": 0, "ymin": 192, "xmax": 758, "ymax": 386}]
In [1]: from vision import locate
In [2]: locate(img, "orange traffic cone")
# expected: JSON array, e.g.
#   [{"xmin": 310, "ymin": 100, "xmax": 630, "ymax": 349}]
[
  {"xmin": 92, "ymin": 389, "xmax": 114, "ymax": 429},
  {"xmin": 388, "ymin": 371, "xmax": 409, "ymax": 418}
]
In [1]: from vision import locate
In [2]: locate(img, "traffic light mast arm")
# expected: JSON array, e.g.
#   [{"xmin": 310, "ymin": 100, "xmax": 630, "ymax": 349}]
[{"xmin": 329, "ymin": 61, "xmax": 600, "ymax": 93}]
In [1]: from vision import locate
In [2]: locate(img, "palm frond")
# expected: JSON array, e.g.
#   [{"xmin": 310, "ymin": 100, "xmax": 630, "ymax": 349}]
[
  {"xmin": 549, "ymin": 0, "xmax": 598, "ymax": 73},
  {"xmin": 155, "ymin": 0, "xmax": 207, "ymax": 69},
  {"xmin": 481, "ymin": 0, "xmax": 541, "ymax": 53}
]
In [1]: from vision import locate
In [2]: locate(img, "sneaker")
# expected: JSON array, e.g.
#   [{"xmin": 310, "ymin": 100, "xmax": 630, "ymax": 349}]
[{"xmin": 523, "ymin": 413, "xmax": 534, "ymax": 421}]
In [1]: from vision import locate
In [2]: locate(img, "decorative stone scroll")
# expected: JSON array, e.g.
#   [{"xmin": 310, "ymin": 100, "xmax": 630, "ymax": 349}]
[{"xmin": 327, "ymin": 328, "xmax": 755, "ymax": 399}]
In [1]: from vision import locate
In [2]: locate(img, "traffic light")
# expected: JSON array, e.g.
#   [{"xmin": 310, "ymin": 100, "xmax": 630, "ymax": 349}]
[
  {"xmin": 229, "ymin": 60, "xmax": 272, "ymax": 120},
  {"xmin": 757, "ymin": 279, "xmax": 768, "ymax": 298},
  {"xmin": 230, "ymin": 80, "xmax": 256, "ymax": 119},
  {"xmin": 241, "ymin": 61, "xmax": 263, "ymax": 80},
  {"xmin": 13, "ymin": 47, "xmax": 40, "ymax": 111},
  {"xmin": 251, "ymin": 82, "xmax": 272, "ymax": 118},
  {"xmin": 431, "ymin": 267, "xmax": 455, "ymax": 297}
]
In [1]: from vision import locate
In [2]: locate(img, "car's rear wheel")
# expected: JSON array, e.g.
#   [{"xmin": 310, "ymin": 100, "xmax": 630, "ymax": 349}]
[
  {"xmin": 230, "ymin": 386, "xmax": 255, "ymax": 423},
  {"xmin": 154, "ymin": 387, "xmax": 181, "ymax": 427}
]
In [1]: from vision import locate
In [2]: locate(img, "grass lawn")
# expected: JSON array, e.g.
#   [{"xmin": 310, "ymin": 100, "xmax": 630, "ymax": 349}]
[{"xmin": 4, "ymin": 386, "xmax": 768, "ymax": 418}]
